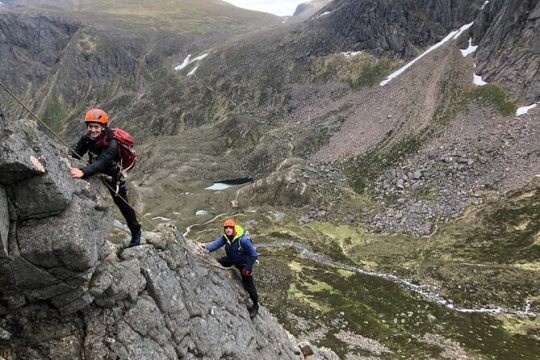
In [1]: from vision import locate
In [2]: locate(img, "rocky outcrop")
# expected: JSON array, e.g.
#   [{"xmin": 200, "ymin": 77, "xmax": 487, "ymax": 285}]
[
  {"xmin": 0, "ymin": 116, "xmax": 337, "ymax": 359},
  {"xmin": 473, "ymin": 0, "xmax": 540, "ymax": 103},
  {"xmin": 234, "ymin": 158, "xmax": 324, "ymax": 207},
  {"xmin": 296, "ymin": 0, "xmax": 481, "ymax": 59},
  {"xmin": 0, "ymin": 118, "xmax": 112, "ymax": 315}
]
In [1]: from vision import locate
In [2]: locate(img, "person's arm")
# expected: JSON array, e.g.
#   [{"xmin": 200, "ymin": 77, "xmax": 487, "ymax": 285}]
[
  {"xmin": 71, "ymin": 136, "xmax": 88, "ymax": 160},
  {"xmin": 81, "ymin": 139, "xmax": 118, "ymax": 178},
  {"xmin": 241, "ymin": 236, "xmax": 257, "ymax": 271},
  {"xmin": 205, "ymin": 236, "xmax": 226, "ymax": 252}
]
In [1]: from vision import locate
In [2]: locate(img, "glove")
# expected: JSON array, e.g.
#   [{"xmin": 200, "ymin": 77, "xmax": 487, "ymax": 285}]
[
  {"xmin": 241, "ymin": 267, "xmax": 251, "ymax": 277},
  {"xmin": 196, "ymin": 243, "xmax": 208, "ymax": 253}
]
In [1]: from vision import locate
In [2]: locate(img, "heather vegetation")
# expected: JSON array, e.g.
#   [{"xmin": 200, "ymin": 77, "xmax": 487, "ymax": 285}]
[{"xmin": 2, "ymin": 0, "xmax": 539, "ymax": 358}]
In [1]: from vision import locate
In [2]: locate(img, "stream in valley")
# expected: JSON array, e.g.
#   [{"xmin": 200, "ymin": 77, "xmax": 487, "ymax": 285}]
[
  {"xmin": 183, "ymin": 220, "xmax": 539, "ymax": 358},
  {"xmin": 257, "ymin": 240, "xmax": 538, "ymax": 317}
]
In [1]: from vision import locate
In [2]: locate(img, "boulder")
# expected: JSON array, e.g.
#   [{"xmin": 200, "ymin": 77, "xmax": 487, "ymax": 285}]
[
  {"xmin": 1, "ymin": 120, "xmax": 76, "ymax": 219},
  {"xmin": 0, "ymin": 119, "xmax": 112, "ymax": 314}
]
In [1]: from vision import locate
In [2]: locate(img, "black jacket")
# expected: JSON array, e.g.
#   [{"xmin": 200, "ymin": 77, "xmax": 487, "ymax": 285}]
[{"xmin": 72, "ymin": 127, "xmax": 119, "ymax": 178}]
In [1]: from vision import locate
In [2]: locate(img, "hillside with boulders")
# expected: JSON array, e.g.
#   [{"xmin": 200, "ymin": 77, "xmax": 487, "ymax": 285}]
[{"xmin": 1, "ymin": 0, "xmax": 539, "ymax": 358}]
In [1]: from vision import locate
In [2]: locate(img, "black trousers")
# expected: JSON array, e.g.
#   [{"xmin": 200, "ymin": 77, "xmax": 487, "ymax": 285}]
[
  {"xmin": 106, "ymin": 179, "xmax": 141, "ymax": 235},
  {"xmin": 218, "ymin": 257, "xmax": 258, "ymax": 306}
]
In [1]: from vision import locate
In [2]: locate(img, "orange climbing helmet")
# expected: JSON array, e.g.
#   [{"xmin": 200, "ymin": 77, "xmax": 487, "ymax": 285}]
[
  {"xmin": 223, "ymin": 219, "xmax": 236, "ymax": 228},
  {"xmin": 84, "ymin": 108, "xmax": 108, "ymax": 125}
]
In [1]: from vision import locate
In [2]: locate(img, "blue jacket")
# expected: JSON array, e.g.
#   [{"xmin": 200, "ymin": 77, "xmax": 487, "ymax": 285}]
[{"xmin": 206, "ymin": 225, "xmax": 257, "ymax": 271}]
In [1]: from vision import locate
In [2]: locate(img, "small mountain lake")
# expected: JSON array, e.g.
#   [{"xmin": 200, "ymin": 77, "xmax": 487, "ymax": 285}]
[{"xmin": 205, "ymin": 177, "xmax": 254, "ymax": 190}]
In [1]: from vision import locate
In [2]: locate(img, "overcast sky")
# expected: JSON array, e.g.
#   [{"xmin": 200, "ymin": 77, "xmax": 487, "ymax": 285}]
[{"xmin": 222, "ymin": 0, "xmax": 303, "ymax": 16}]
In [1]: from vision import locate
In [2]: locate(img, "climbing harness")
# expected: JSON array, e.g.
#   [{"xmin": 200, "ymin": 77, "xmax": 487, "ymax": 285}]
[{"xmin": 0, "ymin": 79, "xmax": 230, "ymax": 270}]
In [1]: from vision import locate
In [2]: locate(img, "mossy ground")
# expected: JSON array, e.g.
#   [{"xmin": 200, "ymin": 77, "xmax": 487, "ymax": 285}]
[
  {"xmin": 258, "ymin": 246, "xmax": 540, "ymax": 359},
  {"xmin": 301, "ymin": 52, "xmax": 396, "ymax": 89},
  {"xmin": 242, "ymin": 184, "xmax": 539, "ymax": 358},
  {"xmin": 114, "ymin": 177, "xmax": 540, "ymax": 358}
]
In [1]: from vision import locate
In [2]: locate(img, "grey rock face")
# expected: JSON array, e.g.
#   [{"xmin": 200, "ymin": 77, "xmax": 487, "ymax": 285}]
[
  {"xmin": 0, "ymin": 117, "xmax": 333, "ymax": 359},
  {"xmin": 0, "ymin": 119, "xmax": 49, "ymax": 185},
  {"xmin": 0, "ymin": 12, "xmax": 78, "ymax": 99},
  {"xmin": 300, "ymin": 0, "xmax": 480, "ymax": 59},
  {"xmin": 474, "ymin": 0, "xmax": 540, "ymax": 103},
  {"xmin": 0, "ymin": 186, "xmax": 8, "ymax": 257},
  {"xmin": 4, "ymin": 121, "xmax": 77, "ymax": 219},
  {"xmin": 0, "ymin": 119, "xmax": 112, "ymax": 314}
]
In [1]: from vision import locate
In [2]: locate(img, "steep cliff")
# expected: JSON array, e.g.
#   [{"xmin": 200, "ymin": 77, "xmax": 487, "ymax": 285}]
[
  {"xmin": 0, "ymin": 1, "xmax": 281, "ymax": 135},
  {"xmin": 0, "ymin": 115, "xmax": 337, "ymax": 359},
  {"xmin": 473, "ymin": 0, "xmax": 540, "ymax": 103},
  {"xmin": 294, "ymin": 0, "xmax": 481, "ymax": 59}
]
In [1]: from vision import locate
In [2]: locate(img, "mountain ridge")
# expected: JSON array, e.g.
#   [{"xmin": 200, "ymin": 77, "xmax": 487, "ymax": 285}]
[{"xmin": 1, "ymin": 0, "xmax": 539, "ymax": 358}]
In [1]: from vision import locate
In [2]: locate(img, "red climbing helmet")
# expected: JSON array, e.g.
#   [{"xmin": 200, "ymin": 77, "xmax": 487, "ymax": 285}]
[{"xmin": 84, "ymin": 108, "xmax": 108, "ymax": 125}]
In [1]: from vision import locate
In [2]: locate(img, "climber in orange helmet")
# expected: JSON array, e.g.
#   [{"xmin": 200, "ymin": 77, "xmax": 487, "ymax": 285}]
[
  {"xmin": 70, "ymin": 108, "xmax": 142, "ymax": 248},
  {"xmin": 198, "ymin": 219, "xmax": 259, "ymax": 319}
]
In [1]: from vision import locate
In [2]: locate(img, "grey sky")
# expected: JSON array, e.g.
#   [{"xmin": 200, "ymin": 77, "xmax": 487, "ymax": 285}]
[{"xmin": 222, "ymin": 0, "xmax": 303, "ymax": 16}]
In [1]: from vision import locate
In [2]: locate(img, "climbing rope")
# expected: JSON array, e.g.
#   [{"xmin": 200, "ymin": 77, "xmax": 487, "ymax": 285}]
[
  {"xmin": 0, "ymin": 80, "xmax": 73, "ymax": 150},
  {"xmin": 0, "ymin": 79, "xmax": 230, "ymax": 270}
]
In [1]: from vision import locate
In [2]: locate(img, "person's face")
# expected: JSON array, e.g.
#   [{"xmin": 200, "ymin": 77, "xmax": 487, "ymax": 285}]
[
  {"xmin": 87, "ymin": 123, "xmax": 104, "ymax": 139},
  {"xmin": 224, "ymin": 226, "xmax": 234, "ymax": 236}
]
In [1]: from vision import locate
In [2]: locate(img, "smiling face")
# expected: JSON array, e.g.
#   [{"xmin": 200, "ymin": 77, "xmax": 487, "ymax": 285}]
[
  {"xmin": 224, "ymin": 226, "xmax": 235, "ymax": 236},
  {"xmin": 87, "ymin": 123, "xmax": 104, "ymax": 139}
]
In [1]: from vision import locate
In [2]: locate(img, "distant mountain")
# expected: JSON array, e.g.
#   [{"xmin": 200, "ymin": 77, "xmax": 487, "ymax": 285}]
[
  {"xmin": 293, "ymin": 0, "xmax": 333, "ymax": 18},
  {"xmin": 1, "ymin": 0, "xmax": 540, "ymax": 358},
  {"xmin": 0, "ymin": 0, "xmax": 281, "ymax": 133}
]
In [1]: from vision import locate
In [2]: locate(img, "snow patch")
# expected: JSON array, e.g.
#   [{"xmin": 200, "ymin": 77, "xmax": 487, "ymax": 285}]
[
  {"xmin": 174, "ymin": 55, "xmax": 191, "ymax": 71},
  {"xmin": 380, "ymin": 22, "xmax": 474, "ymax": 86},
  {"xmin": 196, "ymin": 210, "xmax": 209, "ymax": 216},
  {"xmin": 473, "ymin": 74, "xmax": 488, "ymax": 86},
  {"xmin": 460, "ymin": 38, "xmax": 478, "ymax": 57},
  {"xmin": 314, "ymin": 10, "xmax": 332, "ymax": 19},
  {"xmin": 341, "ymin": 51, "xmax": 361, "ymax": 57},
  {"xmin": 205, "ymin": 183, "xmax": 233, "ymax": 190},
  {"xmin": 174, "ymin": 53, "xmax": 208, "ymax": 75},
  {"xmin": 516, "ymin": 103, "xmax": 537, "ymax": 116},
  {"xmin": 452, "ymin": 22, "xmax": 474, "ymax": 40},
  {"xmin": 187, "ymin": 65, "xmax": 199, "ymax": 77},
  {"xmin": 152, "ymin": 216, "xmax": 172, "ymax": 222},
  {"xmin": 481, "ymin": 1, "xmax": 489, "ymax": 10},
  {"xmin": 192, "ymin": 54, "xmax": 208, "ymax": 62}
]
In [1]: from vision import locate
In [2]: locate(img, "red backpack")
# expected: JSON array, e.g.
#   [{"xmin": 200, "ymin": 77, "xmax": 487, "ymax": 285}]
[{"xmin": 111, "ymin": 128, "xmax": 137, "ymax": 171}]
